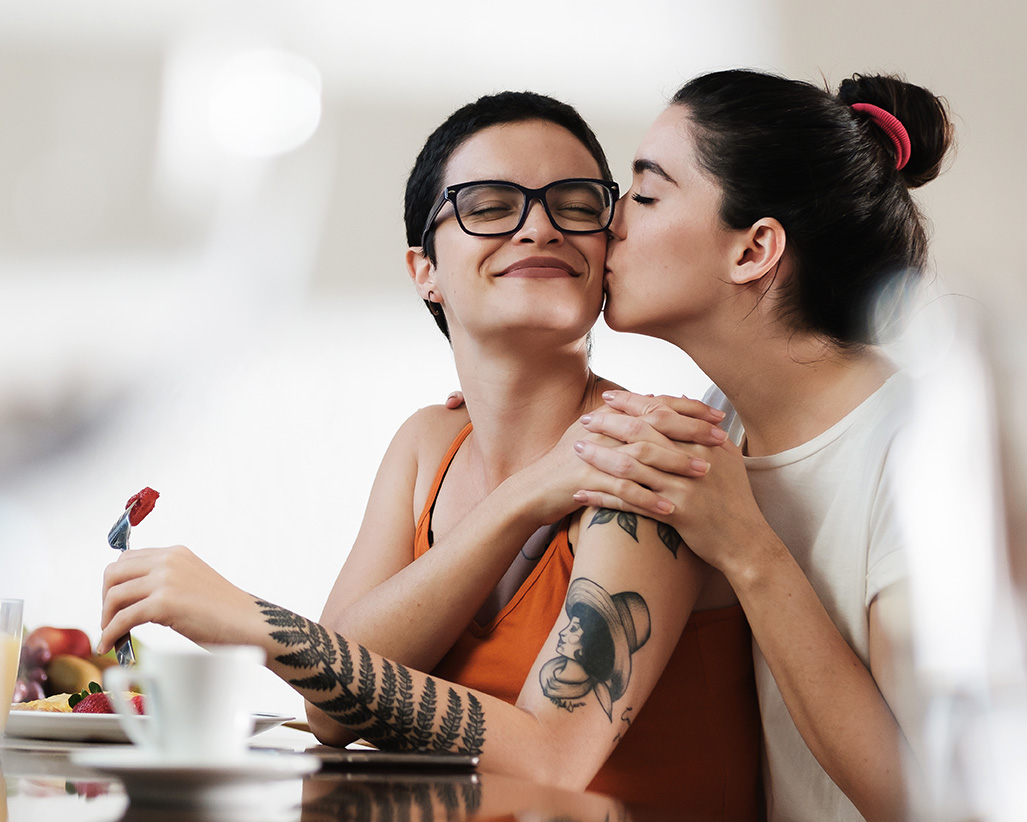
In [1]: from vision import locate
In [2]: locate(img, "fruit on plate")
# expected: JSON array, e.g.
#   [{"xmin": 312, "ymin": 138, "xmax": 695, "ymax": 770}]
[
  {"xmin": 46, "ymin": 655, "xmax": 103, "ymax": 695},
  {"xmin": 72, "ymin": 692, "xmax": 145, "ymax": 715},
  {"xmin": 12, "ymin": 669, "xmax": 47, "ymax": 703},
  {"xmin": 69, "ymin": 682, "xmax": 145, "ymax": 714},
  {"xmin": 14, "ymin": 625, "xmax": 117, "ymax": 701},
  {"xmin": 23, "ymin": 626, "xmax": 92, "ymax": 667}
]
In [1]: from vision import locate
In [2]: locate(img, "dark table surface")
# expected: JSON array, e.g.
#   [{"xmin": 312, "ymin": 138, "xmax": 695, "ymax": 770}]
[{"xmin": 1, "ymin": 725, "xmax": 674, "ymax": 822}]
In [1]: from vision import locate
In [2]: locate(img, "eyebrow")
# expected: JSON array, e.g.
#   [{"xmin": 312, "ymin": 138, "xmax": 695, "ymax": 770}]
[{"xmin": 632, "ymin": 158, "xmax": 677, "ymax": 184}]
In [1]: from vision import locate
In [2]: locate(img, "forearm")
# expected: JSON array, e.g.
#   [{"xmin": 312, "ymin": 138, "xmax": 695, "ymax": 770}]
[
  {"xmin": 259, "ymin": 599, "xmax": 602, "ymax": 790},
  {"xmin": 727, "ymin": 536, "xmax": 911, "ymax": 821}
]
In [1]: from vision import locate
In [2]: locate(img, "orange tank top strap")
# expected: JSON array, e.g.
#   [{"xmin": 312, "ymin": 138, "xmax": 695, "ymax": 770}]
[{"xmin": 414, "ymin": 422, "xmax": 473, "ymax": 558}]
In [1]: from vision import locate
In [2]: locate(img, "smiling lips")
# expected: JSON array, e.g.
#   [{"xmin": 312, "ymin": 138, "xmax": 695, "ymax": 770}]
[{"xmin": 499, "ymin": 257, "xmax": 579, "ymax": 278}]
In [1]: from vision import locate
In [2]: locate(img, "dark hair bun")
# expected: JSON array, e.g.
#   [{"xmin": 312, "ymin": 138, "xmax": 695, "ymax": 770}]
[{"xmin": 837, "ymin": 74, "xmax": 954, "ymax": 188}]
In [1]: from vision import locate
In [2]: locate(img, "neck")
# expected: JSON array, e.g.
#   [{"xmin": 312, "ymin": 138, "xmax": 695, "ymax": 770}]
[
  {"xmin": 449, "ymin": 332, "xmax": 605, "ymax": 489},
  {"xmin": 682, "ymin": 325, "xmax": 895, "ymax": 456}
]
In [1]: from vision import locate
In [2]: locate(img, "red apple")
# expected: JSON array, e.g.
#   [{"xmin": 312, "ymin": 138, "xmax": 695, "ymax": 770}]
[{"xmin": 24, "ymin": 626, "xmax": 93, "ymax": 664}]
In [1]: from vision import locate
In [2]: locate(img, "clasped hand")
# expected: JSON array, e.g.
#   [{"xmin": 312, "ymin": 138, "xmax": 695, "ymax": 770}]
[{"xmin": 570, "ymin": 391, "xmax": 768, "ymax": 574}]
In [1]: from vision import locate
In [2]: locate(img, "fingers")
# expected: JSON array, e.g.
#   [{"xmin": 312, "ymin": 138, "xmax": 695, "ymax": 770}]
[
  {"xmin": 99, "ymin": 546, "xmax": 196, "ymax": 652},
  {"xmin": 445, "ymin": 391, "xmax": 465, "ymax": 409},
  {"xmin": 575, "ymin": 437, "xmax": 711, "ymax": 482},
  {"xmin": 97, "ymin": 597, "xmax": 153, "ymax": 655},
  {"xmin": 572, "ymin": 440, "xmax": 707, "ymax": 517},
  {"xmin": 580, "ymin": 406, "xmax": 727, "ymax": 448},
  {"xmin": 571, "ymin": 489, "xmax": 669, "ymax": 518},
  {"xmin": 602, "ymin": 390, "xmax": 726, "ymax": 426}
]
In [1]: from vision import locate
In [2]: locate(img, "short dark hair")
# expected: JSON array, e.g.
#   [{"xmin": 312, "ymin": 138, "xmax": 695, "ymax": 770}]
[
  {"xmin": 672, "ymin": 69, "xmax": 954, "ymax": 346},
  {"xmin": 404, "ymin": 91, "xmax": 612, "ymax": 339}
]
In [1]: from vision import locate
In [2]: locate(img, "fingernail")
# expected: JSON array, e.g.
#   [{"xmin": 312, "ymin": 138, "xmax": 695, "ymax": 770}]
[
  {"xmin": 710, "ymin": 426, "xmax": 727, "ymax": 441},
  {"xmin": 691, "ymin": 459, "xmax": 710, "ymax": 474},
  {"xmin": 579, "ymin": 414, "xmax": 592, "ymax": 424},
  {"xmin": 573, "ymin": 441, "xmax": 586, "ymax": 453},
  {"xmin": 656, "ymin": 500, "xmax": 674, "ymax": 514},
  {"xmin": 573, "ymin": 492, "xmax": 588, "ymax": 503},
  {"xmin": 602, "ymin": 391, "xmax": 616, "ymax": 401},
  {"xmin": 710, "ymin": 408, "xmax": 726, "ymax": 420}
]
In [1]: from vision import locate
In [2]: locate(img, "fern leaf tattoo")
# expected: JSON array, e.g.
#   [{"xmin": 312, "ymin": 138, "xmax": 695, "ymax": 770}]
[{"xmin": 254, "ymin": 600, "xmax": 486, "ymax": 755}]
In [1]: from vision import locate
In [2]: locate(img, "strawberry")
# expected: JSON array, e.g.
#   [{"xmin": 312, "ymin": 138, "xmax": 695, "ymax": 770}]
[
  {"xmin": 126, "ymin": 487, "xmax": 160, "ymax": 526},
  {"xmin": 69, "ymin": 682, "xmax": 145, "ymax": 714},
  {"xmin": 72, "ymin": 692, "xmax": 113, "ymax": 713}
]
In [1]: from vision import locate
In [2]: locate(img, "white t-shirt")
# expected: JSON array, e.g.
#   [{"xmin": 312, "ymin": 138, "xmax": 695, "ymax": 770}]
[{"xmin": 704, "ymin": 374, "xmax": 909, "ymax": 822}]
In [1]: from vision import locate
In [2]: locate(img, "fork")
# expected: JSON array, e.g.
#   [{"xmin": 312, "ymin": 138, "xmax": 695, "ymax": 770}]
[{"xmin": 107, "ymin": 508, "xmax": 136, "ymax": 666}]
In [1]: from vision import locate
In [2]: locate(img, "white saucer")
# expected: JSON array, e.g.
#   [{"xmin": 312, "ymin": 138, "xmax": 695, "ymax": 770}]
[{"xmin": 70, "ymin": 748, "xmax": 320, "ymax": 807}]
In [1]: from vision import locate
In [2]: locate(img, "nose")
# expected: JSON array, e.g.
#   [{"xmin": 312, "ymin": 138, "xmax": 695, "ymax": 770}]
[
  {"xmin": 512, "ymin": 197, "xmax": 563, "ymax": 244},
  {"xmin": 606, "ymin": 194, "xmax": 627, "ymax": 241}
]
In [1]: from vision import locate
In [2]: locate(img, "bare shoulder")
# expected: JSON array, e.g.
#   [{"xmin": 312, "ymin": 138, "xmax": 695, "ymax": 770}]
[
  {"xmin": 393, "ymin": 404, "xmax": 471, "ymax": 496},
  {"xmin": 401, "ymin": 404, "xmax": 471, "ymax": 450},
  {"xmin": 394, "ymin": 405, "xmax": 468, "ymax": 515}
]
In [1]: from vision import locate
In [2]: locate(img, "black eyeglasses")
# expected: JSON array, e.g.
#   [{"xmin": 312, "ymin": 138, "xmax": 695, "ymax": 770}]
[{"xmin": 420, "ymin": 178, "xmax": 619, "ymax": 247}]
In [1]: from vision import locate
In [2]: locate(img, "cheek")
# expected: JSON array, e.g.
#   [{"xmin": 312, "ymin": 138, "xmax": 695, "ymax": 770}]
[{"xmin": 577, "ymin": 235, "xmax": 608, "ymax": 273}]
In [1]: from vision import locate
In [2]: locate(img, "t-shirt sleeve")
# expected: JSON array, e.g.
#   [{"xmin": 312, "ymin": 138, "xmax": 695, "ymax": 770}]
[{"xmin": 865, "ymin": 446, "xmax": 909, "ymax": 607}]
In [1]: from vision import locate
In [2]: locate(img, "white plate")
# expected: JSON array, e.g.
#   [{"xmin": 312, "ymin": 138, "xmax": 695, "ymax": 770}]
[
  {"xmin": 70, "ymin": 748, "xmax": 320, "ymax": 806},
  {"xmin": 4, "ymin": 710, "xmax": 292, "ymax": 743}
]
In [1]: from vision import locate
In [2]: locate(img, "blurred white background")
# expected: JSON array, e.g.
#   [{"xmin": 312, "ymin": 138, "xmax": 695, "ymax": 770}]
[{"xmin": 1, "ymin": 1, "xmax": 1025, "ymax": 816}]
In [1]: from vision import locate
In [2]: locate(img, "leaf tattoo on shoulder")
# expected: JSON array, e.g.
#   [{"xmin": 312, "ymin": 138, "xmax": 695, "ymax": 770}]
[
  {"xmin": 657, "ymin": 522, "xmax": 683, "ymax": 558},
  {"xmin": 588, "ymin": 508, "xmax": 638, "ymax": 541},
  {"xmin": 255, "ymin": 600, "xmax": 486, "ymax": 755},
  {"xmin": 589, "ymin": 508, "xmax": 682, "ymax": 558}
]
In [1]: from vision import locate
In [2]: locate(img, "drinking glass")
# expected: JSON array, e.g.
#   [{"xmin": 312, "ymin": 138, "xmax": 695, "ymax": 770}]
[{"xmin": 0, "ymin": 599, "xmax": 24, "ymax": 736}]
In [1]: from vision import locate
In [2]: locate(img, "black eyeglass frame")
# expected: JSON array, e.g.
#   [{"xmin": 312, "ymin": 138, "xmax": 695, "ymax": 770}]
[{"xmin": 419, "ymin": 178, "xmax": 620, "ymax": 248}]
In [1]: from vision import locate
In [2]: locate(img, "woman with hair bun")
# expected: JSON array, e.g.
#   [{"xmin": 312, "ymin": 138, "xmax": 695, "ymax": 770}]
[{"xmin": 571, "ymin": 69, "xmax": 954, "ymax": 821}]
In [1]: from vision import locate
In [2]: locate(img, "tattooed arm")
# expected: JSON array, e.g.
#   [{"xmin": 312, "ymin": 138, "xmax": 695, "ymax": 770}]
[{"xmin": 98, "ymin": 505, "xmax": 712, "ymax": 791}]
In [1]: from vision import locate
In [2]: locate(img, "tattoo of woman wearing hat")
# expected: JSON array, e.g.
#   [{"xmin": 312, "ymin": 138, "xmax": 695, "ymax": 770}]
[{"xmin": 539, "ymin": 578, "xmax": 651, "ymax": 721}]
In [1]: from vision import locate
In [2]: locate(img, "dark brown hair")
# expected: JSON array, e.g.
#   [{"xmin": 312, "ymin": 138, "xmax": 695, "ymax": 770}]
[{"xmin": 673, "ymin": 69, "xmax": 954, "ymax": 346}]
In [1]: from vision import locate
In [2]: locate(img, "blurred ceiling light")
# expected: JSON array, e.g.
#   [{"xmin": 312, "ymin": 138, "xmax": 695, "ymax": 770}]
[{"xmin": 208, "ymin": 49, "xmax": 321, "ymax": 158}]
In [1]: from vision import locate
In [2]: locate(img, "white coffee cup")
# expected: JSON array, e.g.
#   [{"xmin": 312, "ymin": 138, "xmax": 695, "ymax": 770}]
[{"xmin": 105, "ymin": 645, "xmax": 265, "ymax": 762}]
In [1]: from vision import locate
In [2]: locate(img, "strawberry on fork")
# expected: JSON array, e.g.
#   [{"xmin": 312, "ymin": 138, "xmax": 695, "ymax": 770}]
[{"xmin": 106, "ymin": 487, "xmax": 160, "ymax": 666}]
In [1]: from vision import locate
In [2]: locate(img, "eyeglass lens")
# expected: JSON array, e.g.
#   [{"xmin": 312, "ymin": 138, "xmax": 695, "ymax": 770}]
[{"xmin": 455, "ymin": 181, "xmax": 613, "ymax": 235}]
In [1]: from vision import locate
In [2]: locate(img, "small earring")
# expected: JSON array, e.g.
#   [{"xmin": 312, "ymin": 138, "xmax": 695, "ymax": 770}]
[{"xmin": 427, "ymin": 290, "xmax": 442, "ymax": 317}]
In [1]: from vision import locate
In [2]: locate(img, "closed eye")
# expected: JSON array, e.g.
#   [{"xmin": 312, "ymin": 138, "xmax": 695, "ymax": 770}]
[{"xmin": 631, "ymin": 193, "xmax": 655, "ymax": 205}]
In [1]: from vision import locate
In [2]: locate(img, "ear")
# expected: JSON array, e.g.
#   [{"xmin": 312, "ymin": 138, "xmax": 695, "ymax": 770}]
[
  {"xmin": 729, "ymin": 218, "xmax": 786, "ymax": 285},
  {"xmin": 406, "ymin": 247, "xmax": 436, "ymax": 301}
]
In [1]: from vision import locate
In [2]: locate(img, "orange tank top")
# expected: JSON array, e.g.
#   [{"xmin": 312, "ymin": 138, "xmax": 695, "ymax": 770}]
[{"xmin": 415, "ymin": 424, "xmax": 761, "ymax": 816}]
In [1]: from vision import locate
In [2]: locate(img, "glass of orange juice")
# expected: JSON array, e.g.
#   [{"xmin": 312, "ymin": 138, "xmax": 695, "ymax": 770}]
[{"xmin": 0, "ymin": 599, "xmax": 23, "ymax": 736}]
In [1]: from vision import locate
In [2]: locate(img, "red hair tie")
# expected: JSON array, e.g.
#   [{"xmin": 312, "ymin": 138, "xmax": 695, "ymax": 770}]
[{"xmin": 851, "ymin": 103, "xmax": 911, "ymax": 170}]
